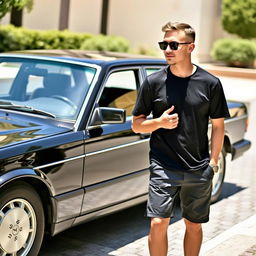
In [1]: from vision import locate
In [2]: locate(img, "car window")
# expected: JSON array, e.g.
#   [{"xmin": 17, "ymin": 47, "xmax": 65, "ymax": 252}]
[
  {"xmin": 0, "ymin": 57, "xmax": 97, "ymax": 121},
  {"xmin": 145, "ymin": 67, "xmax": 162, "ymax": 76},
  {"xmin": 99, "ymin": 70, "xmax": 138, "ymax": 117},
  {"xmin": 0, "ymin": 62, "xmax": 21, "ymax": 95}
]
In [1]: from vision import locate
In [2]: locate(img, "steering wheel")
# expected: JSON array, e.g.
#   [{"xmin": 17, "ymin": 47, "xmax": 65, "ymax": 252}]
[{"xmin": 50, "ymin": 95, "xmax": 77, "ymax": 110}]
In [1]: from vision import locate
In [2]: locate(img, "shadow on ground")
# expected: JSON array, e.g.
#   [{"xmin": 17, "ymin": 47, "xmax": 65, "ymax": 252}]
[
  {"xmin": 40, "ymin": 202, "xmax": 182, "ymax": 256},
  {"xmin": 39, "ymin": 182, "xmax": 245, "ymax": 255},
  {"xmin": 217, "ymin": 182, "xmax": 246, "ymax": 201}
]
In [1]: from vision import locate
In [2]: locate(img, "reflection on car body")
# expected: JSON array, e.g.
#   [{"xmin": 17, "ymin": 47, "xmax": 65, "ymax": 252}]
[{"xmin": 0, "ymin": 50, "xmax": 251, "ymax": 255}]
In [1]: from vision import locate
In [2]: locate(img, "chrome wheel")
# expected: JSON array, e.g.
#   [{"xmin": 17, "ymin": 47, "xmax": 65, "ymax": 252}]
[
  {"xmin": 0, "ymin": 183, "xmax": 44, "ymax": 256},
  {"xmin": 211, "ymin": 149, "xmax": 226, "ymax": 203},
  {"xmin": 0, "ymin": 199, "xmax": 36, "ymax": 255}
]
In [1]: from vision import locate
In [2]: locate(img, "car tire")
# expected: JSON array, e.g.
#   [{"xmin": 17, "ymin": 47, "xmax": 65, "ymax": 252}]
[
  {"xmin": 211, "ymin": 148, "xmax": 226, "ymax": 203},
  {"xmin": 0, "ymin": 182, "xmax": 45, "ymax": 256}
]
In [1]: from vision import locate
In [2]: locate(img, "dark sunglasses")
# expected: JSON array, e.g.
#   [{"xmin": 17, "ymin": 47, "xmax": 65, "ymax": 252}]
[{"xmin": 158, "ymin": 41, "xmax": 191, "ymax": 50}]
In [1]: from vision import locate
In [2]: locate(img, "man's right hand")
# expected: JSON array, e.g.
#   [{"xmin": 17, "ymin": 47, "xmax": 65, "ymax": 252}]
[
  {"xmin": 157, "ymin": 105, "xmax": 179, "ymax": 129},
  {"xmin": 132, "ymin": 105, "xmax": 179, "ymax": 133}
]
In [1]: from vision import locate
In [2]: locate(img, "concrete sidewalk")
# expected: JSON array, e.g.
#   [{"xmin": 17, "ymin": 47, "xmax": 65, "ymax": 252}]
[{"xmin": 201, "ymin": 214, "xmax": 256, "ymax": 256}]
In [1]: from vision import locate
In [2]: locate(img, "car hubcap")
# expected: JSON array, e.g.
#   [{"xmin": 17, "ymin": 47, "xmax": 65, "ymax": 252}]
[{"xmin": 0, "ymin": 199, "xmax": 36, "ymax": 255}]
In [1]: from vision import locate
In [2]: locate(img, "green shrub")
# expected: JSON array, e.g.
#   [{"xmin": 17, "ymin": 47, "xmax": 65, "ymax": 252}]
[
  {"xmin": 80, "ymin": 34, "xmax": 130, "ymax": 52},
  {"xmin": 0, "ymin": 25, "xmax": 130, "ymax": 53},
  {"xmin": 0, "ymin": 25, "xmax": 33, "ymax": 51},
  {"xmin": 211, "ymin": 38, "xmax": 256, "ymax": 68},
  {"xmin": 222, "ymin": 0, "xmax": 256, "ymax": 38}
]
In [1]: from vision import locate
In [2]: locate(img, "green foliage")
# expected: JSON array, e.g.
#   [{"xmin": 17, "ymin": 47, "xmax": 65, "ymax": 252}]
[
  {"xmin": 132, "ymin": 45, "xmax": 159, "ymax": 56},
  {"xmin": 211, "ymin": 38, "xmax": 256, "ymax": 67},
  {"xmin": 0, "ymin": 25, "xmax": 130, "ymax": 53},
  {"xmin": 0, "ymin": 0, "xmax": 33, "ymax": 19},
  {"xmin": 80, "ymin": 34, "xmax": 130, "ymax": 52},
  {"xmin": 222, "ymin": 0, "xmax": 256, "ymax": 38}
]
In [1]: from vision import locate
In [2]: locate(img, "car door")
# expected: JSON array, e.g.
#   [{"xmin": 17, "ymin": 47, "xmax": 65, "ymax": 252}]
[{"xmin": 81, "ymin": 67, "xmax": 150, "ymax": 214}]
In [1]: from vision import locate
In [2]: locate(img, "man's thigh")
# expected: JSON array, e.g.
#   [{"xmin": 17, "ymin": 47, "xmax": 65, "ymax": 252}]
[
  {"xmin": 180, "ymin": 169, "xmax": 212, "ymax": 223},
  {"xmin": 146, "ymin": 162, "xmax": 183, "ymax": 218}
]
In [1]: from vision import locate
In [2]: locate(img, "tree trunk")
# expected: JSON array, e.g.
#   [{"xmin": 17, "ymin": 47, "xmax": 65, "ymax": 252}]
[
  {"xmin": 10, "ymin": 8, "xmax": 23, "ymax": 27},
  {"xmin": 100, "ymin": 0, "xmax": 109, "ymax": 35},
  {"xmin": 59, "ymin": 0, "xmax": 70, "ymax": 30}
]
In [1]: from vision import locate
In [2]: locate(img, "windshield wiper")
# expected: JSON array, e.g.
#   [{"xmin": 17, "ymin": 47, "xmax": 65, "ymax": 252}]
[
  {"xmin": 0, "ymin": 104, "xmax": 56, "ymax": 118},
  {"xmin": 0, "ymin": 100, "xmax": 13, "ymax": 105}
]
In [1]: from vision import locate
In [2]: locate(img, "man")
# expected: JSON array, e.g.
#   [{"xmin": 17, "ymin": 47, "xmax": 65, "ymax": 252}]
[{"xmin": 132, "ymin": 22, "xmax": 230, "ymax": 256}]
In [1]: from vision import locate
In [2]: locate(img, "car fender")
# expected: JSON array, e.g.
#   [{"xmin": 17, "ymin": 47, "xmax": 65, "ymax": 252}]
[{"xmin": 0, "ymin": 168, "xmax": 55, "ymax": 196}]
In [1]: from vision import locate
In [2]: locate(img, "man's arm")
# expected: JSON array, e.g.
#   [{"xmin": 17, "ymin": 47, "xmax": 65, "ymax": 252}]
[
  {"xmin": 210, "ymin": 118, "xmax": 225, "ymax": 166},
  {"xmin": 132, "ymin": 106, "xmax": 179, "ymax": 133}
]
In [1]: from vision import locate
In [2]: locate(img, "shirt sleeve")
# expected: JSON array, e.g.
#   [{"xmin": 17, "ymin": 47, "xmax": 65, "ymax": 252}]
[
  {"xmin": 132, "ymin": 77, "xmax": 153, "ymax": 117},
  {"xmin": 209, "ymin": 79, "xmax": 230, "ymax": 119}
]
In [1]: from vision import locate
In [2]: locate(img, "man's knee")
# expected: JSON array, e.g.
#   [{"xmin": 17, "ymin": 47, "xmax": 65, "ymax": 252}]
[
  {"xmin": 150, "ymin": 217, "xmax": 170, "ymax": 234},
  {"xmin": 184, "ymin": 218, "xmax": 202, "ymax": 232}
]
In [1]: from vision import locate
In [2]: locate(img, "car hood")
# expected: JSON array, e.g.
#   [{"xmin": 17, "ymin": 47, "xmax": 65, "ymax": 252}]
[{"xmin": 0, "ymin": 115, "xmax": 70, "ymax": 148}]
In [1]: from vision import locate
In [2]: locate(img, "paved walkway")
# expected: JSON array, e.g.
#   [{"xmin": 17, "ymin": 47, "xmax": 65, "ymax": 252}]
[{"xmin": 201, "ymin": 214, "xmax": 256, "ymax": 256}]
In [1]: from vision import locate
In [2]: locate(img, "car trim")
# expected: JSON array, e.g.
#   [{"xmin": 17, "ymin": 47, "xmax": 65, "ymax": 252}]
[
  {"xmin": 85, "ymin": 138, "xmax": 150, "ymax": 156},
  {"xmin": 74, "ymin": 67, "xmax": 102, "ymax": 131},
  {"xmin": 33, "ymin": 154, "xmax": 85, "ymax": 170},
  {"xmin": 0, "ymin": 54, "xmax": 101, "ymax": 69},
  {"xmin": 33, "ymin": 138, "xmax": 149, "ymax": 170}
]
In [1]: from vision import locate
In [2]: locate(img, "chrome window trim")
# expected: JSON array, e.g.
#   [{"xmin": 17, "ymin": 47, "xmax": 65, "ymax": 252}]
[
  {"xmin": 73, "ymin": 66, "xmax": 101, "ymax": 131},
  {"xmin": 0, "ymin": 54, "xmax": 100, "ymax": 70}
]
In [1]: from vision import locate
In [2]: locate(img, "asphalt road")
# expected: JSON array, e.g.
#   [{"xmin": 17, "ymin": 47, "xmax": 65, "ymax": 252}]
[{"xmin": 39, "ymin": 86, "xmax": 256, "ymax": 256}]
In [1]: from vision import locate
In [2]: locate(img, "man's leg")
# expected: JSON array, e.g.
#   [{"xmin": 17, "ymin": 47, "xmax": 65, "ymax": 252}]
[
  {"xmin": 148, "ymin": 217, "xmax": 170, "ymax": 256},
  {"xmin": 183, "ymin": 218, "xmax": 202, "ymax": 256}
]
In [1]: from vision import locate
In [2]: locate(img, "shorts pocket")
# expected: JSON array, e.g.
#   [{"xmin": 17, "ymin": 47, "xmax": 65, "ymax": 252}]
[{"xmin": 201, "ymin": 165, "xmax": 214, "ymax": 180}]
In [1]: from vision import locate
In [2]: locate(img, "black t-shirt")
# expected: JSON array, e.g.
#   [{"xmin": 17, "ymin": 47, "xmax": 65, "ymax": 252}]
[{"xmin": 132, "ymin": 65, "xmax": 230, "ymax": 171}]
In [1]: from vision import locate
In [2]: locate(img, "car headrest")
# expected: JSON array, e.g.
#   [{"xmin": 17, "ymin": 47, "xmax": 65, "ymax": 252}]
[{"xmin": 43, "ymin": 73, "xmax": 71, "ymax": 91}]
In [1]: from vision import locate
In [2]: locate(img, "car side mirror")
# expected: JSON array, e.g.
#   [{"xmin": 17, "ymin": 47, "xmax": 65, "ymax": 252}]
[{"xmin": 90, "ymin": 107, "xmax": 126, "ymax": 126}]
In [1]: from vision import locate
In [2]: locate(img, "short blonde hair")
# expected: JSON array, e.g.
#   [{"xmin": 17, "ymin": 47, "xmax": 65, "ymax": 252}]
[{"xmin": 162, "ymin": 22, "xmax": 195, "ymax": 42}]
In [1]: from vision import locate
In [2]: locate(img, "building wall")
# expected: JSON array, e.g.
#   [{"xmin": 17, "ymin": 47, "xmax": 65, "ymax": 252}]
[
  {"xmin": 0, "ymin": 0, "xmax": 223, "ymax": 62},
  {"xmin": 23, "ymin": 0, "xmax": 60, "ymax": 30},
  {"xmin": 108, "ymin": 0, "xmax": 204, "ymax": 60},
  {"xmin": 69, "ymin": 0, "xmax": 101, "ymax": 34}
]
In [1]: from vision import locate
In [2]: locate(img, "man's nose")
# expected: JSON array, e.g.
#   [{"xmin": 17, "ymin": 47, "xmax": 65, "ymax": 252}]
[{"xmin": 165, "ymin": 45, "xmax": 173, "ymax": 51}]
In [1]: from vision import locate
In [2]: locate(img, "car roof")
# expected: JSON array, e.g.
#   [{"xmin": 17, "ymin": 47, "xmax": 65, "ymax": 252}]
[{"xmin": 0, "ymin": 49, "xmax": 166, "ymax": 67}]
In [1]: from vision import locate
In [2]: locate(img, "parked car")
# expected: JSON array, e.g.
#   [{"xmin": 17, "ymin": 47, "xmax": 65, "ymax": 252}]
[{"xmin": 0, "ymin": 50, "xmax": 251, "ymax": 255}]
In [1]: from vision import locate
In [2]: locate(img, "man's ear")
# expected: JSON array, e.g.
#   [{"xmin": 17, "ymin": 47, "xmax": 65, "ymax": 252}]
[{"xmin": 188, "ymin": 43, "xmax": 195, "ymax": 53}]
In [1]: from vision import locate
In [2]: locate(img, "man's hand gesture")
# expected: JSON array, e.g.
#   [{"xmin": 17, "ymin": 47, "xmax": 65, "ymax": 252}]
[{"xmin": 158, "ymin": 106, "xmax": 179, "ymax": 129}]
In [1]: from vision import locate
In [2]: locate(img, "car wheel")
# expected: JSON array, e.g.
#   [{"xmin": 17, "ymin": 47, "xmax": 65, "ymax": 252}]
[
  {"xmin": 211, "ymin": 148, "xmax": 226, "ymax": 203},
  {"xmin": 0, "ymin": 182, "xmax": 45, "ymax": 256}
]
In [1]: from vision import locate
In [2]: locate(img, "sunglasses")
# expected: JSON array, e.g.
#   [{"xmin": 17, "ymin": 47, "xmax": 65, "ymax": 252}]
[{"xmin": 158, "ymin": 41, "xmax": 191, "ymax": 50}]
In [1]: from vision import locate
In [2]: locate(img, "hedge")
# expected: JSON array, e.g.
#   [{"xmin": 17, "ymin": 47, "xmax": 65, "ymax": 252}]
[
  {"xmin": 211, "ymin": 38, "xmax": 256, "ymax": 68},
  {"xmin": 222, "ymin": 0, "xmax": 256, "ymax": 39},
  {"xmin": 0, "ymin": 25, "xmax": 130, "ymax": 53},
  {"xmin": 80, "ymin": 34, "xmax": 130, "ymax": 52}
]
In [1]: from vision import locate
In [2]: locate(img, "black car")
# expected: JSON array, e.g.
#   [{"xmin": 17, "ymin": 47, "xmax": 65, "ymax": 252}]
[{"xmin": 0, "ymin": 50, "xmax": 250, "ymax": 255}]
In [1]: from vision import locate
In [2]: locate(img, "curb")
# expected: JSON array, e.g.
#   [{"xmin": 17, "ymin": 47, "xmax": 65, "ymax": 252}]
[
  {"xmin": 202, "ymin": 64, "xmax": 256, "ymax": 80},
  {"xmin": 200, "ymin": 215, "xmax": 256, "ymax": 256}
]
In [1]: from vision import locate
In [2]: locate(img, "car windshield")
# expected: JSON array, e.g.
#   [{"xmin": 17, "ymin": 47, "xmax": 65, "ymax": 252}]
[{"xmin": 0, "ymin": 57, "xmax": 98, "ymax": 122}]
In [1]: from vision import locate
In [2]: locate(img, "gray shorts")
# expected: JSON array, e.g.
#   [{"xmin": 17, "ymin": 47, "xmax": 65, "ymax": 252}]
[{"xmin": 147, "ymin": 162, "xmax": 214, "ymax": 223}]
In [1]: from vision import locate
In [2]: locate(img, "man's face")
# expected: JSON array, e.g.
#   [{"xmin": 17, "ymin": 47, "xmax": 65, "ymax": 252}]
[{"xmin": 162, "ymin": 30, "xmax": 194, "ymax": 65}]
